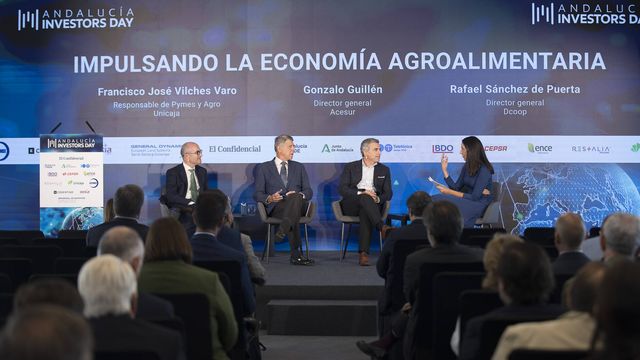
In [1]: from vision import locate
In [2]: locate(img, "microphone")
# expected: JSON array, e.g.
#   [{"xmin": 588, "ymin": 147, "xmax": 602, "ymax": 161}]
[
  {"xmin": 49, "ymin": 122, "xmax": 62, "ymax": 133},
  {"xmin": 85, "ymin": 121, "xmax": 97, "ymax": 134}
]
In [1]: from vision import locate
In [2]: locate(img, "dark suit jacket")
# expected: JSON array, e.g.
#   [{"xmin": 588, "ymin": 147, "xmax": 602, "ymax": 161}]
[
  {"xmin": 459, "ymin": 304, "xmax": 565, "ymax": 360},
  {"xmin": 377, "ymin": 219, "xmax": 428, "ymax": 279},
  {"xmin": 552, "ymin": 251, "xmax": 591, "ymax": 275},
  {"xmin": 253, "ymin": 159, "xmax": 312, "ymax": 213},
  {"xmin": 165, "ymin": 163, "xmax": 208, "ymax": 209},
  {"xmin": 190, "ymin": 233, "xmax": 256, "ymax": 315},
  {"xmin": 403, "ymin": 243, "xmax": 484, "ymax": 304},
  {"xmin": 217, "ymin": 226, "xmax": 244, "ymax": 253},
  {"xmin": 90, "ymin": 314, "xmax": 185, "ymax": 360},
  {"xmin": 137, "ymin": 292, "xmax": 175, "ymax": 321},
  {"xmin": 86, "ymin": 217, "xmax": 149, "ymax": 247},
  {"xmin": 339, "ymin": 160, "xmax": 392, "ymax": 202}
]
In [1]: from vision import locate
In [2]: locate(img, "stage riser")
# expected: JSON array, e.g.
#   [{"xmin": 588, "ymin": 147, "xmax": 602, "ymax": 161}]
[{"xmin": 267, "ymin": 300, "xmax": 377, "ymax": 336}]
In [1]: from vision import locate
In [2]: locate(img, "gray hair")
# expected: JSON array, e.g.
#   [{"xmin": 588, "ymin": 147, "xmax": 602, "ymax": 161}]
[
  {"xmin": 602, "ymin": 213, "xmax": 640, "ymax": 256},
  {"xmin": 360, "ymin": 138, "xmax": 379, "ymax": 157},
  {"xmin": 78, "ymin": 255, "xmax": 137, "ymax": 318},
  {"xmin": 274, "ymin": 134, "xmax": 294, "ymax": 152},
  {"xmin": 98, "ymin": 226, "xmax": 144, "ymax": 264}
]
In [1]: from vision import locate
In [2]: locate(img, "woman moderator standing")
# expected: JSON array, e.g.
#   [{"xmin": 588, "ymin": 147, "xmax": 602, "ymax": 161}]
[{"xmin": 435, "ymin": 136, "xmax": 494, "ymax": 227}]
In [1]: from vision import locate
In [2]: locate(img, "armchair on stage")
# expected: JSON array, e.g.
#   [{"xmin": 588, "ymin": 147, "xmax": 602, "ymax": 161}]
[
  {"xmin": 257, "ymin": 201, "xmax": 316, "ymax": 263},
  {"xmin": 331, "ymin": 200, "xmax": 390, "ymax": 261}
]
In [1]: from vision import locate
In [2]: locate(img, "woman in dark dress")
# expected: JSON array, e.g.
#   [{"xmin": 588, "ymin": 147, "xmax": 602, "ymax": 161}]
[{"xmin": 434, "ymin": 136, "xmax": 494, "ymax": 227}]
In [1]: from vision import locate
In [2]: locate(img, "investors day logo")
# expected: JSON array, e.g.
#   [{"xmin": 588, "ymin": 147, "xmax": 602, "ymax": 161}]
[
  {"xmin": 17, "ymin": 8, "xmax": 134, "ymax": 31},
  {"xmin": 0, "ymin": 142, "xmax": 9, "ymax": 161},
  {"xmin": 531, "ymin": 3, "xmax": 639, "ymax": 25}
]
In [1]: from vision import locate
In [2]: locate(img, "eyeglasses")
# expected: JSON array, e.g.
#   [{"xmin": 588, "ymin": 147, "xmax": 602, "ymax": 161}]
[{"xmin": 186, "ymin": 150, "xmax": 203, "ymax": 155}]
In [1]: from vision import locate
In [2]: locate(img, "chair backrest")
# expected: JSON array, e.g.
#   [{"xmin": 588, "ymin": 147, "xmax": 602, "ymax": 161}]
[
  {"xmin": 523, "ymin": 227, "xmax": 555, "ymax": 246},
  {"xmin": 28, "ymin": 273, "xmax": 78, "ymax": 287},
  {"xmin": 58, "ymin": 230, "xmax": 88, "ymax": 239},
  {"xmin": 0, "ymin": 230, "xmax": 45, "ymax": 243},
  {"xmin": 476, "ymin": 182, "xmax": 502, "ymax": 226},
  {"xmin": 411, "ymin": 262, "xmax": 484, "ymax": 354},
  {"xmin": 148, "ymin": 317, "xmax": 187, "ymax": 350},
  {"xmin": 33, "ymin": 238, "xmax": 87, "ymax": 257},
  {"xmin": 588, "ymin": 227, "xmax": 600, "ymax": 238},
  {"xmin": 386, "ymin": 239, "xmax": 428, "ymax": 313},
  {"xmin": 431, "ymin": 272, "xmax": 485, "ymax": 360},
  {"xmin": 0, "ymin": 258, "xmax": 33, "ymax": 291},
  {"xmin": 53, "ymin": 257, "xmax": 89, "ymax": 274},
  {"xmin": 0, "ymin": 273, "xmax": 12, "ymax": 293},
  {"xmin": 458, "ymin": 290, "xmax": 503, "ymax": 340},
  {"xmin": 153, "ymin": 293, "xmax": 212, "ymax": 360},
  {"xmin": 460, "ymin": 228, "xmax": 506, "ymax": 248},
  {"xmin": 257, "ymin": 202, "xmax": 269, "ymax": 222},
  {"xmin": 381, "ymin": 201, "xmax": 391, "ymax": 222},
  {"xmin": 0, "ymin": 245, "xmax": 63, "ymax": 274},
  {"xmin": 0, "ymin": 293, "xmax": 13, "ymax": 325},
  {"xmin": 549, "ymin": 273, "xmax": 574, "ymax": 304},
  {"xmin": 193, "ymin": 260, "xmax": 244, "ymax": 319},
  {"xmin": 508, "ymin": 349, "xmax": 589, "ymax": 360},
  {"xmin": 95, "ymin": 351, "xmax": 161, "ymax": 360},
  {"xmin": 477, "ymin": 315, "xmax": 560, "ymax": 360}
]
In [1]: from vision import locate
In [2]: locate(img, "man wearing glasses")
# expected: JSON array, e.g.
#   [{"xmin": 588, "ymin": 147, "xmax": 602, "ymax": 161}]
[{"xmin": 164, "ymin": 142, "xmax": 208, "ymax": 236}]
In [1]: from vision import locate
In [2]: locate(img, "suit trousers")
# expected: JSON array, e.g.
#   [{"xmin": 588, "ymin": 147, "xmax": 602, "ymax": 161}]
[
  {"xmin": 341, "ymin": 194, "xmax": 383, "ymax": 253},
  {"xmin": 269, "ymin": 193, "xmax": 305, "ymax": 255}
]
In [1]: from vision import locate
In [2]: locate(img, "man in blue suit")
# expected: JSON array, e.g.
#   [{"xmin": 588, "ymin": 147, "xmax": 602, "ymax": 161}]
[{"xmin": 254, "ymin": 135, "xmax": 313, "ymax": 265}]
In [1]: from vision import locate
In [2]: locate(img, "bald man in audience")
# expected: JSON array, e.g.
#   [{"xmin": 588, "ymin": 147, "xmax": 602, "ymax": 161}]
[
  {"xmin": 98, "ymin": 226, "xmax": 174, "ymax": 320},
  {"xmin": 552, "ymin": 213, "xmax": 591, "ymax": 275},
  {"xmin": 491, "ymin": 262, "xmax": 606, "ymax": 359},
  {"xmin": 600, "ymin": 212, "xmax": 640, "ymax": 265}
]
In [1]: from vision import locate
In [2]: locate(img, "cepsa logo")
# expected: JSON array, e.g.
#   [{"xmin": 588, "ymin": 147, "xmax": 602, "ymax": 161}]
[{"xmin": 484, "ymin": 145, "xmax": 508, "ymax": 152}]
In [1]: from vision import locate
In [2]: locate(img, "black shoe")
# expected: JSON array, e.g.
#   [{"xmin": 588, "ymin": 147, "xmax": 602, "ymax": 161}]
[
  {"xmin": 356, "ymin": 340, "xmax": 386, "ymax": 359},
  {"xmin": 290, "ymin": 256, "xmax": 313, "ymax": 265}
]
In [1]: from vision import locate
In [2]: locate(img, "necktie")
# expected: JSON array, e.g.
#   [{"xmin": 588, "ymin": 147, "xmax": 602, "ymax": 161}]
[
  {"xmin": 280, "ymin": 161, "xmax": 288, "ymax": 187},
  {"xmin": 188, "ymin": 169, "xmax": 198, "ymax": 201}
]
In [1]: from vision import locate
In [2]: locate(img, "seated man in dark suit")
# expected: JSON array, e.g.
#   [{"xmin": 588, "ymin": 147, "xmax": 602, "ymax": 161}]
[
  {"xmin": 339, "ymin": 138, "xmax": 392, "ymax": 266},
  {"xmin": 191, "ymin": 190, "xmax": 256, "ymax": 315},
  {"xmin": 376, "ymin": 191, "xmax": 431, "ymax": 332},
  {"xmin": 0, "ymin": 305, "xmax": 93, "ymax": 360},
  {"xmin": 552, "ymin": 212, "xmax": 591, "ymax": 275},
  {"xmin": 86, "ymin": 184, "xmax": 148, "ymax": 247},
  {"xmin": 98, "ymin": 226, "xmax": 175, "ymax": 321},
  {"xmin": 459, "ymin": 242, "xmax": 565, "ymax": 360},
  {"xmin": 78, "ymin": 255, "xmax": 185, "ymax": 360},
  {"xmin": 164, "ymin": 141, "xmax": 208, "ymax": 236},
  {"xmin": 254, "ymin": 134, "xmax": 314, "ymax": 265}
]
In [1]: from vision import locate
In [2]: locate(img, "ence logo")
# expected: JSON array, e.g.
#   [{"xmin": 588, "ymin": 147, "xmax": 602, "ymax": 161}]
[
  {"xmin": 528, "ymin": 143, "xmax": 552, "ymax": 153},
  {"xmin": 0, "ymin": 142, "xmax": 9, "ymax": 161},
  {"xmin": 632, "ymin": 143, "xmax": 640, "ymax": 152}
]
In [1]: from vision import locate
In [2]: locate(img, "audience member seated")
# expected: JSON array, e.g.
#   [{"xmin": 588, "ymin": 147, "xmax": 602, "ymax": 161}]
[
  {"xmin": 492, "ymin": 262, "xmax": 606, "ymax": 359},
  {"xmin": 459, "ymin": 242, "xmax": 565, "ymax": 360},
  {"xmin": 0, "ymin": 305, "xmax": 93, "ymax": 360},
  {"xmin": 98, "ymin": 226, "xmax": 175, "ymax": 320},
  {"xmin": 356, "ymin": 200, "xmax": 483, "ymax": 359},
  {"xmin": 218, "ymin": 196, "xmax": 266, "ymax": 286},
  {"xmin": 86, "ymin": 184, "xmax": 149, "ymax": 247},
  {"xmin": 138, "ymin": 217, "xmax": 238, "ymax": 360},
  {"xmin": 190, "ymin": 190, "xmax": 256, "ymax": 315},
  {"xmin": 103, "ymin": 198, "xmax": 115, "ymax": 222},
  {"xmin": 552, "ymin": 213, "xmax": 591, "ymax": 275},
  {"xmin": 13, "ymin": 278, "xmax": 84, "ymax": 314},
  {"xmin": 78, "ymin": 255, "xmax": 185, "ymax": 360},
  {"xmin": 599, "ymin": 212, "xmax": 640, "ymax": 265},
  {"xmin": 450, "ymin": 233, "xmax": 524, "ymax": 356},
  {"xmin": 590, "ymin": 261, "xmax": 640, "ymax": 359}
]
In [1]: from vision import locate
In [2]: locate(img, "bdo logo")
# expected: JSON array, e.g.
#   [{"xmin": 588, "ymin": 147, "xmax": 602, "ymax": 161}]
[{"xmin": 432, "ymin": 144, "xmax": 454, "ymax": 154}]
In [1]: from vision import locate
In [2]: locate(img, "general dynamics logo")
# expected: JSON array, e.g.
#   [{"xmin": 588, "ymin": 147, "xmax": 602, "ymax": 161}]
[
  {"xmin": 531, "ymin": 3, "xmax": 639, "ymax": 25},
  {"xmin": 17, "ymin": 7, "xmax": 134, "ymax": 31},
  {"xmin": 0, "ymin": 142, "xmax": 9, "ymax": 161}
]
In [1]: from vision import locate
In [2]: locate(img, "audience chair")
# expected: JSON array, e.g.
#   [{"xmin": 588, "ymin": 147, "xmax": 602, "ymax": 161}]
[
  {"xmin": 95, "ymin": 351, "xmax": 160, "ymax": 360},
  {"xmin": 54, "ymin": 257, "xmax": 90, "ymax": 275},
  {"xmin": 477, "ymin": 315, "xmax": 561, "ymax": 360},
  {"xmin": 475, "ymin": 181, "xmax": 502, "ymax": 228},
  {"xmin": 158, "ymin": 186, "xmax": 183, "ymax": 220},
  {"xmin": 153, "ymin": 293, "xmax": 212, "ymax": 360},
  {"xmin": 257, "ymin": 201, "xmax": 315, "ymax": 263},
  {"xmin": 385, "ymin": 240, "xmax": 428, "ymax": 314},
  {"xmin": 523, "ymin": 227, "xmax": 555, "ymax": 246},
  {"xmin": 0, "ymin": 273, "xmax": 12, "ymax": 293},
  {"xmin": 549, "ymin": 273, "xmax": 573, "ymax": 304},
  {"xmin": 28, "ymin": 273, "xmax": 78, "ymax": 286},
  {"xmin": 432, "ymin": 272, "xmax": 485, "ymax": 360},
  {"xmin": 508, "ymin": 349, "xmax": 589, "ymax": 360},
  {"xmin": 458, "ymin": 290, "xmax": 503, "ymax": 343},
  {"xmin": 331, "ymin": 200, "xmax": 390, "ymax": 261},
  {"xmin": 460, "ymin": 228, "xmax": 506, "ymax": 249},
  {"xmin": 588, "ymin": 227, "xmax": 600, "ymax": 238},
  {"xmin": 58, "ymin": 230, "xmax": 88, "ymax": 239},
  {"xmin": 0, "ymin": 230, "xmax": 44, "ymax": 244},
  {"xmin": 0, "ymin": 293, "xmax": 13, "ymax": 326},
  {"xmin": 193, "ymin": 260, "xmax": 245, "ymax": 319},
  {"xmin": 0, "ymin": 258, "xmax": 33, "ymax": 291},
  {"xmin": 33, "ymin": 237, "xmax": 88, "ymax": 257},
  {"xmin": 406, "ymin": 262, "xmax": 484, "ymax": 360},
  {"xmin": 0, "ymin": 245, "xmax": 63, "ymax": 274}
]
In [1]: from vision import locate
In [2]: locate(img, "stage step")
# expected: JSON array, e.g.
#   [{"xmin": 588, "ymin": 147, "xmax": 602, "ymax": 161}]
[{"xmin": 267, "ymin": 299, "xmax": 377, "ymax": 336}]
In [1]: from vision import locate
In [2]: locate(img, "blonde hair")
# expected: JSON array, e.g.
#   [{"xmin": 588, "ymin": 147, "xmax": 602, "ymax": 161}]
[{"xmin": 482, "ymin": 233, "xmax": 524, "ymax": 290}]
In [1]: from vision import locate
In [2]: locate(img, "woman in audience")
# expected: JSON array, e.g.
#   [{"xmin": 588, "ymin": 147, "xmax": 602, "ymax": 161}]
[
  {"xmin": 103, "ymin": 198, "xmax": 115, "ymax": 222},
  {"xmin": 590, "ymin": 261, "xmax": 640, "ymax": 359},
  {"xmin": 450, "ymin": 233, "xmax": 524, "ymax": 355},
  {"xmin": 138, "ymin": 217, "xmax": 238, "ymax": 360}
]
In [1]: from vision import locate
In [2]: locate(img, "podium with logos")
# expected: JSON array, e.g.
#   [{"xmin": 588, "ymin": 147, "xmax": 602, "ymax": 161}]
[{"xmin": 39, "ymin": 134, "xmax": 104, "ymax": 237}]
